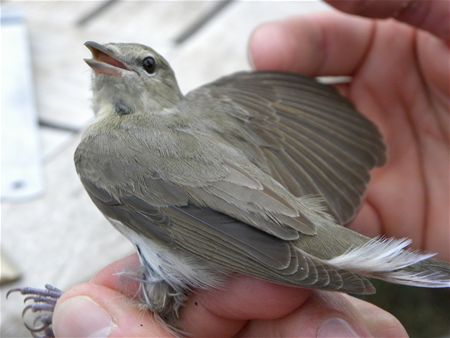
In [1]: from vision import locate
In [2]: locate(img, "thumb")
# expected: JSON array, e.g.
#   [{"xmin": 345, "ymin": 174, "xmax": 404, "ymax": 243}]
[{"xmin": 52, "ymin": 283, "xmax": 171, "ymax": 337}]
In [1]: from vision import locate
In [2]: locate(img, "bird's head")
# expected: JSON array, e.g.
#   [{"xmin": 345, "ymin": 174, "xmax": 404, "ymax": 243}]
[{"xmin": 84, "ymin": 41, "xmax": 182, "ymax": 116}]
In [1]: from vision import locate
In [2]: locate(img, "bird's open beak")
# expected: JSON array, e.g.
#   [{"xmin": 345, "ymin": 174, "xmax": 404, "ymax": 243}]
[{"xmin": 84, "ymin": 41, "xmax": 130, "ymax": 77}]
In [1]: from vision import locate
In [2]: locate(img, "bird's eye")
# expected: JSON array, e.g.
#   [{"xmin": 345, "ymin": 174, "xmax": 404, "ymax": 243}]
[{"xmin": 142, "ymin": 56, "xmax": 156, "ymax": 74}]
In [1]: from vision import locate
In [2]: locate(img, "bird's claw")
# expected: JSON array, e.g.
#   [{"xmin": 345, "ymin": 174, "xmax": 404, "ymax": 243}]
[{"xmin": 7, "ymin": 284, "xmax": 63, "ymax": 338}]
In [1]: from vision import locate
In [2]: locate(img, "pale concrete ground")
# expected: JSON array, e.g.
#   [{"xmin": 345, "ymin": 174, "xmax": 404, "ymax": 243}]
[{"xmin": 0, "ymin": 1, "xmax": 329, "ymax": 336}]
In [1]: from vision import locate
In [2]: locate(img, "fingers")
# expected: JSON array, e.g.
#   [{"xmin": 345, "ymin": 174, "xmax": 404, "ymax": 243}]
[
  {"xmin": 239, "ymin": 292, "xmax": 408, "ymax": 338},
  {"xmin": 249, "ymin": 1, "xmax": 448, "ymax": 76},
  {"xmin": 180, "ymin": 277, "xmax": 405, "ymax": 338},
  {"xmin": 89, "ymin": 254, "xmax": 141, "ymax": 299},
  {"xmin": 53, "ymin": 283, "xmax": 171, "ymax": 337},
  {"xmin": 347, "ymin": 295, "xmax": 408, "ymax": 338},
  {"xmin": 53, "ymin": 254, "xmax": 172, "ymax": 337},
  {"xmin": 180, "ymin": 276, "xmax": 311, "ymax": 337},
  {"xmin": 53, "ymin": 255, "xmax": 407, "ymax": 338},
  {"xmin": 249, "ymin": 12, "xmax": 374, "ymax": 76},
  {"xmin": 326, "ymin": 0, "xmax": 450, "ymax": 41}
]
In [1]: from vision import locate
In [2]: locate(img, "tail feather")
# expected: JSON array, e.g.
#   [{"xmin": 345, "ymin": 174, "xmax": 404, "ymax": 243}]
[
  {"xmin": 325, "ymin": 237, "xmax": 450, "ymax": 288},
  {"xmin": 376, "ymin": 258, "xmax": 450, "ymax": 288}
]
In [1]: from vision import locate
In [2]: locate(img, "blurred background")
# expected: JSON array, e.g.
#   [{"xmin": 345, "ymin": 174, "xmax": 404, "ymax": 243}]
[{"xmin": 1, "ymin": 1, "xmax": 448, "ymax": 337}]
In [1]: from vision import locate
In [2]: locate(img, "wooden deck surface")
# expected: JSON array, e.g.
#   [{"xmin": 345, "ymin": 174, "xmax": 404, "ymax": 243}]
[{"xmin": 1, "ymin": 1, "xmax": 330, "ymax": 336}]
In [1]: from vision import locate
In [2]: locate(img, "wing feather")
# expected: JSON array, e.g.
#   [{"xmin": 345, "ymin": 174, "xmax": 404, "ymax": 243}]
[
  {"xmin": 81, "ymin": 176, "xmax": 374, "ymax": 294},
  {"xmin": 187, "ymin": 72, "xmax": 386, "ymax": 224}
]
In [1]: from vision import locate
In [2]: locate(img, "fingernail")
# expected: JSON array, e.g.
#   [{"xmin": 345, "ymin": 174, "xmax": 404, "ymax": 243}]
[
  {"xmin": 317, "ymin": 318, "xmax": 360, "ymax": 338},
  {"xmin": 53, "ymin": 296, "xmax": 113, "ymax": 338},
  {"xmin": 247, "ymin": 22, "xmax": 276, "ymax": 69}
]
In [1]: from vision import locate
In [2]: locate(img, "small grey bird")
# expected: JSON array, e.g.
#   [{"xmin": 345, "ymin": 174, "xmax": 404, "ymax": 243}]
[{"xmin": 9, "ymin": 41, "xmax": 450, "ymax": 337}]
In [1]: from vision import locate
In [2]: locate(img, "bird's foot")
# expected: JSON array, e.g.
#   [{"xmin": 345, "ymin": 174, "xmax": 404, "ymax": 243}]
[{"xmin": 7, "ymin": 284, "xmax": 62, "ymax": 338}]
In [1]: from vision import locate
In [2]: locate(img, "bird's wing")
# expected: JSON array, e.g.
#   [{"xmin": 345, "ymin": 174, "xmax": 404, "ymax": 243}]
[
  {"xmin": 81, "ymin": 176, "xmax": 374, "ymax": 294},
  {"xmin": 75, "ymin": 119, "xmax": 323, "ymax": 240},
  {"xmin": 186, "ymin": 72, "xmax": 386, "ymax": 224}
]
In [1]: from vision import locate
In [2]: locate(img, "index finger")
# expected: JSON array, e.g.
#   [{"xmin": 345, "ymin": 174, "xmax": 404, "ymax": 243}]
[{"xmin": 249, "ymin": 12, "xmax": 374, "ymax": 76}]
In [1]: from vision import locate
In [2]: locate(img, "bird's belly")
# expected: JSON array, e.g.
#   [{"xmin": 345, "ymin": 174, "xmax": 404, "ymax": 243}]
[{"xmin": 107, "ymin": 218, "xmax": 225, "ymax": 291}]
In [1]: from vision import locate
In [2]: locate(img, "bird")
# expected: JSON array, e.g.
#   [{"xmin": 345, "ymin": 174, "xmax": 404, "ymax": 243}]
[{"xmin": 8, "ymin": 41, "xmax": 450, "ymax": 337}]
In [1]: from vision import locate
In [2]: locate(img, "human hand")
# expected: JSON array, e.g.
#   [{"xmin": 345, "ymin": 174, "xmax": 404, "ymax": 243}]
[
  {"xmin": 52, "ymin": 2, "xmax": 448, "ymax": 337},
  {"xmin": 249, "ymin": 0, "xmax": 450, "ymax": 260},
  {"xmin": 53, "ymin": 255, "xmax": 406, "ymax": 337}
]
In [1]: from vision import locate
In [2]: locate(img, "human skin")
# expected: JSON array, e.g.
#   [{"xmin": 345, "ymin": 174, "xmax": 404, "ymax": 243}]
[
  {"xmin": 53, "ymin": 1, "xmax": 449, "ymax": 337},
  {"xmin": 250, "ymin": 1, "xmax": 450, "ymax": 262}
]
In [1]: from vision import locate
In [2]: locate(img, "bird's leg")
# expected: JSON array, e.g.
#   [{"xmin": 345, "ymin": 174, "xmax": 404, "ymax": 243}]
[
  {"xmin": 7, "ymin": 284, "xmax": 63, "ymax": 338},
  {"xmin": 138, "ymin": 265, "xmax": 188, "ymax": 336}
]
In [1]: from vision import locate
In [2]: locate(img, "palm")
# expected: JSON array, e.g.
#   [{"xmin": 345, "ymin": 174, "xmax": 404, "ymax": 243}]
[
  {"xmin": 347, "ymin": 25, "xmax": 449, "ymax": 259},
  {"xmin": 250, "ymin": 15, "xmax": 449, "ymax": 260}
]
